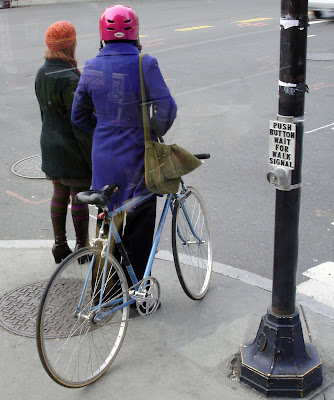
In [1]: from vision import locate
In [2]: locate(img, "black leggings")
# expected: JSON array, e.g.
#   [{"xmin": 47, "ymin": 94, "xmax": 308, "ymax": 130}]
[
  {"xmin": 117, "ymin": 196, "xmax": 157, "ymax": 284},
  {"xmin": 98, "ymin": 196, "xmax": 157, "ymax": 284}
]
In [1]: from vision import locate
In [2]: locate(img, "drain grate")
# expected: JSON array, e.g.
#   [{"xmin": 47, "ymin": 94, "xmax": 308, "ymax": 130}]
[
  {"xmin": 11, "ymin": 155, "xmax": 45, "ymax": 179},
  {"xmin": 0, "ymin": 279, "xmax": 92, "ymax": 338}
]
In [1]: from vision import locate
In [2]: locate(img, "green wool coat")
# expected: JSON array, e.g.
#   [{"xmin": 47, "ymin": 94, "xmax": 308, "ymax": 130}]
[{"xmin": 35, "ymin": 60, "xmax": 93, "ymax": 180}]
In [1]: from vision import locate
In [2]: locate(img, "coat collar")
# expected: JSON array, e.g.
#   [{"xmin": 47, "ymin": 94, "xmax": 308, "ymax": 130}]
[
  {"xmin": 44, "ymin": 59, "xmax": 73, "ymax": 68},
  {"xmin": 97, "ymin": 42, "xmax": 140, "ymax": 57}
]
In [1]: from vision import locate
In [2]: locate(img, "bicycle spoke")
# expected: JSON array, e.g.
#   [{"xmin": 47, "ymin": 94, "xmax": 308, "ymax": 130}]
[
  {"xmin": 172, "ymin": 187, "xmax": 212, "ymax": 300},
  {"xmin": 36, "ymin": 247, "xmax": 129, "ymax": 388}
]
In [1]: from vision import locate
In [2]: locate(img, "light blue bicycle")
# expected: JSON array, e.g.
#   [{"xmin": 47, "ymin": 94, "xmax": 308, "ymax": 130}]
[{"xmin": 36, "ymin": 156, "xmax": 212, "ymax": 388}]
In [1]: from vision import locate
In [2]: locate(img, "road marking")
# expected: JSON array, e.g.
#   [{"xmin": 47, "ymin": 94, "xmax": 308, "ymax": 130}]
[
  {"xmin": 297, "ymin": 262, "xmax": 334, "ymax": 309},
  {"xmin": 175, "ymin": 25, "xmax": 213, "ymax": 32},
  {"xmin": 0, "ymin": 240, "xmax": 75, "ymax": 248},
  {"xmin": 5, "ymin": 191, "xmax": 97, "ymax": 217},
  {"xmin": 1, "ymin": 242, "xmax": 333, "ymax": 317},
  {"xmin": 309, "ymin": 20, "xmax": 327, "ymax": 24},
  {"xmin": 305, "ymin": 122, "xmax": 334, "ymax": 134},
  {"xmin": 152, "ymin": 27, "xmax": 277, "ymax": 54},
  {"xmin": 175, "ymin": 64, "xmax": 278, "ymax": 97},
  {"xmin": 308, "ymin": 34, "xmax": 316, "ymax": 38},
  {"xmin": 156, "ymin": 251, "xmax": 334, "ymax": 320},
  {"xmin": 156, "ymin": 250, "xmax": 272, "ymax": 291},
  {"xmin": 316, "ymin": 210, "xmax": 334, "ymax": 218},
  {"xmin": 5, "ymin": 190, "xmax": 51, "ymax": 204},
  {"xmin": 77, "ymin": 33, "xmax": 98, "ymax": 39},
  {"xmin": 234, "ymin": 18, "xmax": 273, "ymax": 23},
  {"xmin": 78, "ymin": 33, "xmax": 148, "ymax": 39},
  {"xmin": 141, "ymin": 38, "xmax": 165, "ymax": 47}
]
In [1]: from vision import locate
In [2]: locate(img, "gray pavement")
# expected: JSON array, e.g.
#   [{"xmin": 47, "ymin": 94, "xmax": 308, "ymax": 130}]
[
  {"xmin": 0, "ymin": 245, "xmax": 334, "ymax": 399},
  {"xmin": 10, "ymin": 0, "xmax": 110, "ymax": 6}
]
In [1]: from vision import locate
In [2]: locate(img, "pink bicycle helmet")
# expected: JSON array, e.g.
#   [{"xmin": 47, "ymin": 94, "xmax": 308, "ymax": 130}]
[{"xmin": 99, "ymin": 5, "xmax": 139, "ymax": 41}]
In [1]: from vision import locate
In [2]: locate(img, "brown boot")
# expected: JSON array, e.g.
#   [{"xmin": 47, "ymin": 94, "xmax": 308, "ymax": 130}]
[{"xmin": 51, "ymin": 216, "xmax": 72, "ymax": 263}]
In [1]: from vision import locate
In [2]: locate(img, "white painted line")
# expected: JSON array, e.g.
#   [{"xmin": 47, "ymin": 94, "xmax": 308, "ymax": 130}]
[
  {"xmin": 306, "ymin": 122, "xmax": 334, "ymax": 134},
  {"xmin": 0, "ymin": 240, "xmax": 75, "ymax": 248},
  {"xmin": 152, "ymin": 27, "xmax": 277, "ymax": 55},
  {"xmin": 298, "ymin": 280, "xmax": 334, "ymax": 309},
  {"xmin": 297, "ymin": 262, "xmax": 334, "ymax": 309},
  {"xmin": 307, "ymin": 34, "xmax": 316, "ymax": 38},
  {"xmin": 1, "ymin": 242, "xmax": 334, "ymax": 318},
  {"xmin": 156, "ymin": 250, "xmax": 272, "ymax": 292},
  {"xmin": 296, "ymin": 292, "xmax": 334, "ymax": 321},
  {"xmin": 309, "ymin": 20, "xmax": 327, "ymax": 25},
  {"xmin": 157, "ymin": 250, "xmax": 334, "ymax": 319},
  {"xmin": 302, "ymin": 261, "xmax": 334, "ymax": 286}
]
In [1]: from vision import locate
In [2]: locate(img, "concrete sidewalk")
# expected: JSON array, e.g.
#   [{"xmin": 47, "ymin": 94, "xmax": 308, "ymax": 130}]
[{"xmin": 0, "ymin": 245, "xmax": 334, "ymax": 399}]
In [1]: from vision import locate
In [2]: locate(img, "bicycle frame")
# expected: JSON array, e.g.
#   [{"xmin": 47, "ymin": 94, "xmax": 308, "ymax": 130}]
[{"xmin": 75, "ymin": 187, "xmax": 202, "ymax": 322}]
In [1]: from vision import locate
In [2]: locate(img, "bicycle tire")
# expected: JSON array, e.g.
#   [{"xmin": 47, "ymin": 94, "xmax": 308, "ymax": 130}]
[
  {"xmin": 172, "ymin": 186, "xmax": 213, "ymax": 300},
  {"xmin": 36, "ymin": 247, "xmax": 129, "ymax": 388}
]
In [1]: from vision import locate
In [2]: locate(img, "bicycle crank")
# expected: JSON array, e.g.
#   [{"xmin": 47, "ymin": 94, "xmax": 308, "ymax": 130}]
[{"xmin": 134, "ymin": 276, "xmax": 161, "ymax": 317}]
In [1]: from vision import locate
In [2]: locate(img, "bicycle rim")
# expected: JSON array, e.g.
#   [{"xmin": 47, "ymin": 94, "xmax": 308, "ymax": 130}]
[
  {"xmin": 36, "ymin": 247, "xmax": 129, "ymax": 388},
  {"xmin": 172, "ymin": 187, "xmax": 213, "ymax": 300}
]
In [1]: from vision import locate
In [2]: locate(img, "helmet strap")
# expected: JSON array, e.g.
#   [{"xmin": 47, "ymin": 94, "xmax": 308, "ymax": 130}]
[
  {"xmin": 136, "ymin": 36, "xmax": 142, "ymax": 52},
  {"xmin": 99, "ymin": 40, "xmax": 104, "ymax": 51}
]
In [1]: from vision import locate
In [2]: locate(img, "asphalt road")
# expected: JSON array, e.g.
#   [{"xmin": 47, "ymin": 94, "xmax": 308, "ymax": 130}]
[{"xmin": 0, "ymin": 0, "xmax": 333, "ymax": 283}]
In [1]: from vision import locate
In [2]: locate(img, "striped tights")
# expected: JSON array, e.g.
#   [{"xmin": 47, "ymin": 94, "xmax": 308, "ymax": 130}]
[{"xmin": 51, "ymin": 181, "xmax": 89, "ymax": 221}]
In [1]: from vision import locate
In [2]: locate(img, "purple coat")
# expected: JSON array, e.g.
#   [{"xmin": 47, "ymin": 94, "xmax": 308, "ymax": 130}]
[{"xmin": 71, "ymin": 43, "xmax": 177, "ymax": 209}]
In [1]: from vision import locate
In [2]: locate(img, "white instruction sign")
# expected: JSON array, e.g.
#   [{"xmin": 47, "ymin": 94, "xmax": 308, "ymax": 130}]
[{"xmin": 269, "ymin": 120, "xmax": 296, "ymax": 170}]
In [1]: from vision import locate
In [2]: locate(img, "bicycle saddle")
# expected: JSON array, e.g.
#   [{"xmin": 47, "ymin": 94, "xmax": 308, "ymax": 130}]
[{"xmin": 75, "ymin": 183, "xmax": 119, "ymax": 207}]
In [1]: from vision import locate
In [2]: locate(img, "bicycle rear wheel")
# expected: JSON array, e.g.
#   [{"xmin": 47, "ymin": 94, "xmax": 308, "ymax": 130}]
[
  {"xmin": 36, "ymin": 247, "xmax": 129, "ymax": 388},
  {"xmin": 172, "ymin": 186, "xmax": 213, "ymax": 300}
]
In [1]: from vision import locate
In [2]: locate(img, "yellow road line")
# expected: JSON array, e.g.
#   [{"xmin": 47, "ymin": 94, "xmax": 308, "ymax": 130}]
[
  {"xmin": 175, "ymin": 25, "xmax": 213, "ymax": 32},
  {"xmin": 234, "ymin": 18, "xmax": 273, "ymax": 23}
]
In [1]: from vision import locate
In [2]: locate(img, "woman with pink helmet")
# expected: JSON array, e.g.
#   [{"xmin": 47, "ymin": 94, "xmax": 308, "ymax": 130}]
[{"xmin": 71, "ymin": 5, "xmax": 177, "ymax": 284}]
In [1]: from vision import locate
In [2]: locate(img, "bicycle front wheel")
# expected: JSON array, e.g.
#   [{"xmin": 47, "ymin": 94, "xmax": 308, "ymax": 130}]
[
  {"xmin": 36, "ymin": 247, "xmax": 129, "ymax": 388},
  {"xmin": 172, "ymin": 186, "xmax": 213, "ymax": 300}
]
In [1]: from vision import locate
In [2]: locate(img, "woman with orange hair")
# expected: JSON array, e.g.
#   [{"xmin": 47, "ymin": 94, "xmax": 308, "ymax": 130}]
[{"xmin": 35, "ymin": 21, "xmax": 95, "ymax": 263}]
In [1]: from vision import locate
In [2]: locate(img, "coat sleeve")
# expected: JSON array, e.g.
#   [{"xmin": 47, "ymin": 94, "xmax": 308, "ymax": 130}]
[
  {"xmin": 62, "ymin": 74, "xmax": 94, "ymax": 168},
  {"xmin": 34, "ymin": 80, "xmax": 44, "ymax": 122},
  {"xmin": 143, "ymin": 56, "xmax": 177, "ymax": 136},
  {"xmin": 71, "ymin": 66, "xmax": 97, "ymax": 135}
]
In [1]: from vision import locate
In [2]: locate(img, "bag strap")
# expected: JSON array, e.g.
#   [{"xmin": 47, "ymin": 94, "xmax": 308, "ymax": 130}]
[{"xmin": 139, "ymin": 53, "xmax": 164, "ymax": 145}]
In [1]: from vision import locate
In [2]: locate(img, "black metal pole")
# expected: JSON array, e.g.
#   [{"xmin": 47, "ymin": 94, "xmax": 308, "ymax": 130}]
[
  {"xmin": 238, "ymin": 0, "xmax": 323, "ymax": 396},
  {"xmin": 272, "ymin": 0, "xmax": 307, "ymax": 316},
  {"xmin": 272, "ymin": 188, "xmax": 300, "ymax": 315}
]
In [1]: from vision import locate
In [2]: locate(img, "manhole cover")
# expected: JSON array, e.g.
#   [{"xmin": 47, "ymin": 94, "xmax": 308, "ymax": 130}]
[
  {"xmin": 0, "ymin": 279, "xmax": 92, "ymax": 338},
  {"xmin": 307, "ymin": 53, "xmax": 334, "ymax": 61},
  {"xmin": 11, "ymin": 155, "xmax": 45, "ymax": 179}
]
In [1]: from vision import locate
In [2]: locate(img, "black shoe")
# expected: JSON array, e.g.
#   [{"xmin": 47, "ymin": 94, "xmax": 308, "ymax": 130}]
[
  {"xmin": 75, "ymin": 243, "xmax": 91, "ymax": 264},
  {"xmin": 52, "ymin": 242, "xmax": 72, "ymax": 263}
]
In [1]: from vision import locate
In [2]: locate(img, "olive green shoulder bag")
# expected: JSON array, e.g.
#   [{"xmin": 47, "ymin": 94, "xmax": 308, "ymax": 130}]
[{"xmin": 139, "ymin": 53, "xmax": 202, "ymax": 195}]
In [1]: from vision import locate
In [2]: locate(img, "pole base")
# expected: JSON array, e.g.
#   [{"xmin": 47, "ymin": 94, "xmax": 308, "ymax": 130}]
[{"xmin": 238, "ymin": 307, "xmax": 322, "ymax": 397}]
